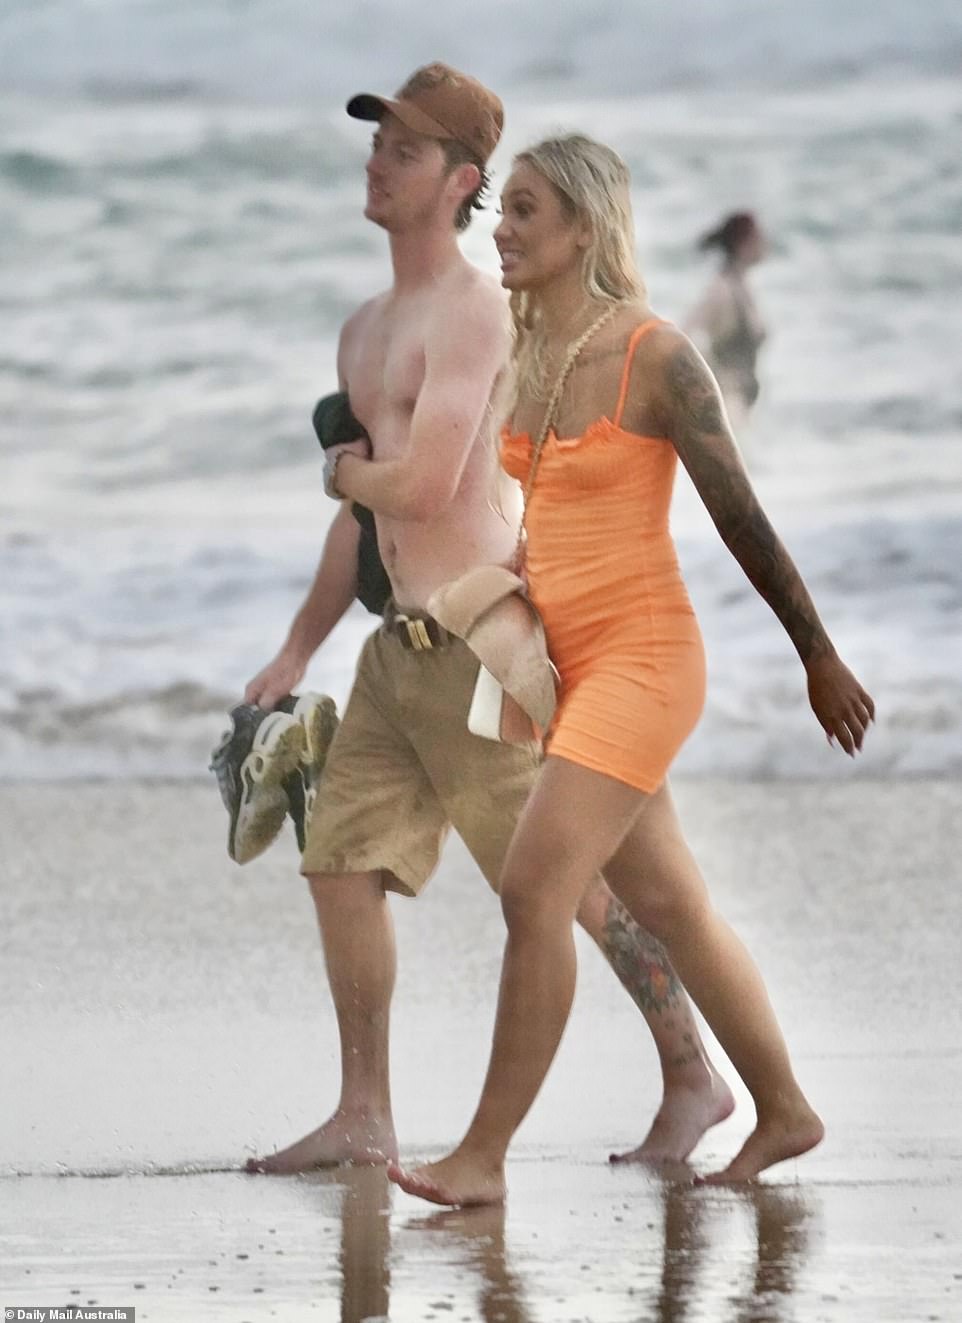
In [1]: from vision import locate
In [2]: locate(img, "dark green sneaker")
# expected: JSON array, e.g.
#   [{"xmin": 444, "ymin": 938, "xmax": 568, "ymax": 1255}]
[{"xmin": 209, "ymin": 704, "xmax": 306, "ymax": 864}]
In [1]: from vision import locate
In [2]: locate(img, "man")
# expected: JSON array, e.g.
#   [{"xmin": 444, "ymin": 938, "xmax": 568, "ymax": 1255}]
[{"xmin": 243, "ymin": 63, "xmax": 732, "ymax": 1173}]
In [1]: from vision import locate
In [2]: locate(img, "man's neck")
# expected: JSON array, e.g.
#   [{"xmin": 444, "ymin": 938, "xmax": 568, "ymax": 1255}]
[{"xmin": 388, "ymin": 226, "xmax": 464, "ymax": 292}]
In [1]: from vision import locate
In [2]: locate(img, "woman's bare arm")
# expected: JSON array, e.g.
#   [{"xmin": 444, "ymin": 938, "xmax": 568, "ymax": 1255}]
[{"xmin": 654, "ymin": 332, "xmax": 875, "ymax": 751}]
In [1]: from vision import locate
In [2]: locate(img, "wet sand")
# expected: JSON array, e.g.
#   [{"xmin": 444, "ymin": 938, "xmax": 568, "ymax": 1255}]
[{"xmin": 2, "ymin": 778, "xmax": 960, "ymax": 1321}]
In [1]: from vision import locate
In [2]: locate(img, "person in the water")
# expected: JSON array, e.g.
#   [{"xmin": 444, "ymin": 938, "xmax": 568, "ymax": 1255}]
[{"xmin": 687, "ymin": 211, "xmax": 768, "ymax": 435}]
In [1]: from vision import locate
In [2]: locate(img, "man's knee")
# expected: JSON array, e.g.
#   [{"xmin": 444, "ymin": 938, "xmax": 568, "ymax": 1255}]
[{"xmin": 306, "ymin": 869, "xmax": 386, "ymax": 917}]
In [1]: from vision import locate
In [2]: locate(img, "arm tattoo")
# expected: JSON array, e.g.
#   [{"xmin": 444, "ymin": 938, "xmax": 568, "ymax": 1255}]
[{"xmin": 665, "ymin": 343, "xmax": 831, "ymax": 664}]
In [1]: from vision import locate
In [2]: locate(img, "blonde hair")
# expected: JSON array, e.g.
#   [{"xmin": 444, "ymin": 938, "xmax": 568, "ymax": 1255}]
[{"xmin": 509, "ymin": 134, "xmax": 646, "ymax": 401}]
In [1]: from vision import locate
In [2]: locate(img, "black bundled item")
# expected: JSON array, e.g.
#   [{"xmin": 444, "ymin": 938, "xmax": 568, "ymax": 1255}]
[{"xmin": 312, "ymin": 392, "xmax": 392, "ymax": 616}]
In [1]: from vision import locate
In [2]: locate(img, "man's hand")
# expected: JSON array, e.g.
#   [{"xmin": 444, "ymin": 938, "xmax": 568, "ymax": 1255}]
[
  {"xmin": 324, "ymin": 438, "xmax": 371, "ymax": 500},
  {"xmin": 805, "ymin": 653, "xmax": 875, "ymax": 756},
  {"xmin": 245, "ymin": 650, "xmax": 307, "ymax": 711},
  {"xmin": 330, "ymin": 439, "xmax": 371, "ymax": 462}
]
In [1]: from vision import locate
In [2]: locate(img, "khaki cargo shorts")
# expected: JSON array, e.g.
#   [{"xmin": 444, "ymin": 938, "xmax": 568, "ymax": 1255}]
[{"xmin": 300, "ymin": 625, "xmax": 543, "ymax": 896}]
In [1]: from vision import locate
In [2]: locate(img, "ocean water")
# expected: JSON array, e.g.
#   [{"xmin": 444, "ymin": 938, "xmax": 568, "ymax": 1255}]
[{"xmin": 3, "ymin": 1, "xmax": 961, "ymax": 779}]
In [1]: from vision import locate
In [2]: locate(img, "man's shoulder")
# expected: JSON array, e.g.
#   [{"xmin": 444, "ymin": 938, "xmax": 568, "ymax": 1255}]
[
  {"xmin": 342, "ymin": 291, "xmax": 389, "ymax": 340},
  {"xmin": 428, "ymin": 261, "xmax": 508, "ymax": 342},
  {"xmin": 446, "ymin": 260, "xmax": 505, "ymax": 306}
]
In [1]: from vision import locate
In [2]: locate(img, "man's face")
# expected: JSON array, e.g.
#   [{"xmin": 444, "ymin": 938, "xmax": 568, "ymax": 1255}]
[{"xmin": 364, "ymin": 114, "xmax": 451, "ymax": 232}]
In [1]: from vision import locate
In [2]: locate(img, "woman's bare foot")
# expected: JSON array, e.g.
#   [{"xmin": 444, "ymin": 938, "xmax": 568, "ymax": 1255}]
[
  {"xmin": 244, "ymin": 1109, "xmax": 398, "ymax": 1174},
  {"xmin": 610, "ymin": 1071, "xmax": 736, "ymax": 1165},
  {"xmin": 387, "ymin": 1152, "xmax": 506, "ymax": 1208},
  {"xmin": 696, "ymin": 1101, "xmax": 824, "ymax": 1184}
]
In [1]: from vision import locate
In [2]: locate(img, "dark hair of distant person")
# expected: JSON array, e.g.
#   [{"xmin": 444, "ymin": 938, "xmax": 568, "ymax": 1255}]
[{"xmin": 698, "ymin": 211, "xmax": 760, "ymax": 260}]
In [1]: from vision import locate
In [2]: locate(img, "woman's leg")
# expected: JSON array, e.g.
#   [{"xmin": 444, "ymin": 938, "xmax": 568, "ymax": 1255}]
[
  {"xmin": 390, "ymin": 755, "xmax": 648, "ymax": 1207},
  {"xmin": 574, "ymin": 876, "xmax": 734, "ymax": 1163},
  {"xmin": 602, "ymin": 782, "xmax": 823, "ymax": 1182}
]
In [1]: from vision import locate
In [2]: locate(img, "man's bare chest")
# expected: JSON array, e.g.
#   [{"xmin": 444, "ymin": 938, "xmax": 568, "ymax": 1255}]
[{"xmin": 347, "ymin": 313, "xmax": 427, "ymax": 428}]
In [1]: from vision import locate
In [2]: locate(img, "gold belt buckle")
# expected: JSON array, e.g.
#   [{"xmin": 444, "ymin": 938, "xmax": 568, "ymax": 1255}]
[{"xmin": 400, "ymin": 616, "xmax": 433, "ymax": 651}]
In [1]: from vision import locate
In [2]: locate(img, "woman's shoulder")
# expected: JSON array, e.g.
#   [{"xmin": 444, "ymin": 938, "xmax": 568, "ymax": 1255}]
[
  {"xmin": 574, "ymin": 301, "xmax": 667, "ymax": 363},
  {"xmin": 620, "ymin": 316, "xmax": 711, "ymax": 436},
  {"xmin": 611, "ymin": 299, "xmax": 656, "ymax": 335},
  {"xmin": 625, "ymin": 309, "xmax": 689, "ymax": 365},
  {"xmin": 565, "ymin": 305, "xmax": 686, "ymax": 398},
  {"xmin": 606, "ymin": 301, "xmax": 684, "ymax": 345}
]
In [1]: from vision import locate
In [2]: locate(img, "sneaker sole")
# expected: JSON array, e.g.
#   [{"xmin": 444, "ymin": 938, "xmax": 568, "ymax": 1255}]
[
  {"xmin": 230, "ymin": 712, "xmax": 306, "ymax": 864},
  {"xmin": 291, "ymin": 694, "xmax": 339, "ymax": 826}
]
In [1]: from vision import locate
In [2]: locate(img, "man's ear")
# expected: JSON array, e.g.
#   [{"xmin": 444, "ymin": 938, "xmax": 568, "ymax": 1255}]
[{"xmin": 453, "ymin": 161, "xmax": 481, "ymax": 199}]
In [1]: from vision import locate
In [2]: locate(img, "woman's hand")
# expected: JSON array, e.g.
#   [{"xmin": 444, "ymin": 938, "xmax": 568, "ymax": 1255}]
[{"xmin": 805, "ymin": 653, "xmax": 875, "ymax": 756}]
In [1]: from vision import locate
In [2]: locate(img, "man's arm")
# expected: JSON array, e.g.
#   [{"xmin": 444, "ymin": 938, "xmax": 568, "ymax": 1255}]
[
  {"xmin": 332, "ymin": 289, "xmax": 508, "ymax": 521},
  {"xmin": 245, "ymin": 504, "xmax": 360, "ymax": 709},
  {"xmin": 653, "ymin": 331, "xmax": 874, "ymax": 752}
]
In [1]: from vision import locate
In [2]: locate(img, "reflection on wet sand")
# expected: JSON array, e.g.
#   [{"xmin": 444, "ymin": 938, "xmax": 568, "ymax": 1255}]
[
  {"xmin": 312, "ymin": 1163, "xmax": 814, "ymax": 1323},
  {"xmin": 299, "ymin": 1166, "xmax": 392, "ymax": 1322},
  {"xmin": 653, "ymin": 1174, "xmax": 706, "ymax": 1320},
  {"xmin": 733, "ymin": 1185, "xmax": 814, "ymax": 1323},
  {"xmin": 654, "ymin": 1178, "xmax": 815, "ymax": 1323},
  {"xmin": 407, "ymin": 1204, "xmax": 535, "ymax": 1323},
  {"xmin": 315, "ymin": 1168, "xmax": 533, "ymax": 1321}
]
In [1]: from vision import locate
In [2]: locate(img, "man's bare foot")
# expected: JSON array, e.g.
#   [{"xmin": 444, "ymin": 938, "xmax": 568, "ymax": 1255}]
[
  {"xmin": 387, "ymin": 1153, "xmax": 506, "ymax": 1208},
  {"xmin": 245, "ymin": 1109, "xmax": 398, "ymax": 1174},
  {"xmin": 695, "ymin": 1102, "xmax": 824, "ymax": 1185},
  {"xmin": 610, "ymin": 1070, "xmax": 736, "ymax": 1165}
]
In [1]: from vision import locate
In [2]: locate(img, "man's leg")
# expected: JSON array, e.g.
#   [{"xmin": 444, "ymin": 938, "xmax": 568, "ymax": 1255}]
[
  {"xmin": 245, "ymin": 628, "xmax": 449, "ymax": 1173},
  {"xmin": 246, "ymin": 869, "xmax": 398, "ymax": 1172},
  {"xmin": 416, "ymin": 642, "xmax": 733, "ymax": 1164}
]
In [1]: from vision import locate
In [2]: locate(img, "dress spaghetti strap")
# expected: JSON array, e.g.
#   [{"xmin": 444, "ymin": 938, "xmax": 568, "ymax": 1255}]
[{"xmin": 612, "ymin": 318, "xmax": 663, "ymax": 429}]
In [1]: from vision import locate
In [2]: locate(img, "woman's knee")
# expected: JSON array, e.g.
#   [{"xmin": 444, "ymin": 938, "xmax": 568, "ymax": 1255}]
[
  {"xmin": 498, "ymin": 858, "xmax": 580, "ymax": 937},
  {"xmin": 498, "ymin": 863, "xmax": 542, "ymax": 930}
]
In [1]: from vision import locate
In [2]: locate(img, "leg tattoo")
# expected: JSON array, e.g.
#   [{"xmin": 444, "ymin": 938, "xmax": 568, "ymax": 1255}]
[{"xmin": 602, "ymin": 896, "xmax": 683, "ymax": 1017}]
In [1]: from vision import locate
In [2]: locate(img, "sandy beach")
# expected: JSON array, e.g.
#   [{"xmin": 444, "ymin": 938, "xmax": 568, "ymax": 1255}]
[{"xmin": 1, "ymin": 777, "xmax": 960, "ymax": 1322}]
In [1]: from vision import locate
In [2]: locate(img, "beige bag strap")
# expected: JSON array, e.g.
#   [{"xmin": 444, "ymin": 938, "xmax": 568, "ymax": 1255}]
[{"xmin": 514, "ymin": 301, "xmax": 623, "ymax": 570}]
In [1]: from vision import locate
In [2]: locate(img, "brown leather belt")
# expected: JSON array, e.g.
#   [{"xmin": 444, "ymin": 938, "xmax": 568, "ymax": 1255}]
[{"xmin": 383, "ymin": 604, "xmax": 452, "ymax": 651}]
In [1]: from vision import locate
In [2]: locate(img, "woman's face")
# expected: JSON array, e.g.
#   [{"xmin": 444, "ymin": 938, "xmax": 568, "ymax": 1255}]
[{"xmin": 494, "ymin": 161, "xmax": 588, "ymax": 291}]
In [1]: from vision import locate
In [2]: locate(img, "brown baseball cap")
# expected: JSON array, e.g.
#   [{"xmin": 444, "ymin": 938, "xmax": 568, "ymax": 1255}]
[{"xmin": 347, "ymin": 62, "xmax": 503, "ymax": 165}]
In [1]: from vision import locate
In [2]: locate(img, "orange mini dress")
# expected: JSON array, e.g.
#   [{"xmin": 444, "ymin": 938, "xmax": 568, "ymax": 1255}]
[{"xmin": 500, "ymin": 320, "xmax": 706, "ymax": 793}]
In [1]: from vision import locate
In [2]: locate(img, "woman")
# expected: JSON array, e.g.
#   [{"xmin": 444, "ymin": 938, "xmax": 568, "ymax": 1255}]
[
  {"xmin": 389, "ymin": 135, "xmax": 874, "ymax": 1206},
  {"xmin": 687, "ymin": 211, "xmax": 768, "ymax": 434}
]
